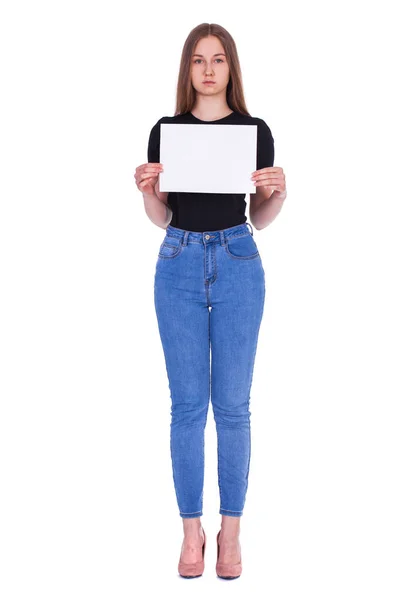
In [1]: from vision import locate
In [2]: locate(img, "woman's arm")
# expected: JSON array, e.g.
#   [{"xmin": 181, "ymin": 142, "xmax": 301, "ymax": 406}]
[
  {"xmin": 249, "ymin": 188, "xmax": 286, "ymax": 230},
  {"xmin": 249, "ymin": 164, "xmax": 287, "ymax": 230},
  {"xmin": 143, "ymin": 191, "xmax": 173, "ymax": 229}
]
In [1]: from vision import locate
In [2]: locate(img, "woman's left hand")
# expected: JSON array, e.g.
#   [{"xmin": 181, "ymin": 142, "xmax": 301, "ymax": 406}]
[{"xmin": 251, "ymin": 166, "xmax": 287, "ymax": 200}]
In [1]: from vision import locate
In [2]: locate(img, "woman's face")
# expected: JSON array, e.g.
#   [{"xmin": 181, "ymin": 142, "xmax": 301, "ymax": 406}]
[{"xmin": 191, "ymin": 35, "xmax": 230, "ymax": 97}]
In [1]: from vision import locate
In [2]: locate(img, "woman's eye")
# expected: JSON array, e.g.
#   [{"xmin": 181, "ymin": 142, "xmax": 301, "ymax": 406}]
[{"xmin": 193, "ymin": 59, "xmax": 224, "ymax": 64}]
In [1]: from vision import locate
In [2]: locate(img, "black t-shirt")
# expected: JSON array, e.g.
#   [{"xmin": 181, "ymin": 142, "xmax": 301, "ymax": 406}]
[{"xmin": 147, "ymin": 110, "xmax": 274, "ymax": 232}]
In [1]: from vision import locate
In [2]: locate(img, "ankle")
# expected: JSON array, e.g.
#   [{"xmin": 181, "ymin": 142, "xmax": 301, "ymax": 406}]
[
  {"xmin": 220, "ymin": 515, "xmax": 241, "ymax": 537},
  {"xmin": 182, "ymin": 518, "xmax": 203, "ymax": 537},
  {"xmin": 219, "ymin": 527, "xmax": 240, "ymax": 541},
  {"xmin": 219, "ymin": 532, "xmax": 240, "ymax": 545}
]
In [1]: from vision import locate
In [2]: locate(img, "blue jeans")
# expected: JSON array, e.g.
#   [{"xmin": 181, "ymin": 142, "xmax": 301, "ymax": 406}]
[{"xmin": 153, "ymin": 222, "xmax": 266, "ymax": 518}]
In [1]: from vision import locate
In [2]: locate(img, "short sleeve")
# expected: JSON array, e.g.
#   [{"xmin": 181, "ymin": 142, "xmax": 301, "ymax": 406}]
[
  {"xmin": 256, "ymin": 119, "xmax": 274, "ymax": 170},
  {"xmin": 147, "ymin": 121, "xmax": 161, "ymax": 163}
]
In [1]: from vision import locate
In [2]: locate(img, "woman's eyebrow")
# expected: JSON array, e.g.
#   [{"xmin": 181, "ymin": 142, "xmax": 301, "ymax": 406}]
[{"xmin": 192, "ymin": 53, "xmax": 226, "ymax": 57}]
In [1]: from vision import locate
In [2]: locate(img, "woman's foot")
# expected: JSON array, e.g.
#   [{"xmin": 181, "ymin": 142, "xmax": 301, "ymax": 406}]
[
  {"xmin": 217, "ymin": 530, "xmax": 241, "ymax": 565},
  {"xmin": 216, "ymin": 515, "xmax": 242, "ymax": 579},
  {"xmin": 180, "ymin": 519, "xmax": 205, "ymax": 564}
]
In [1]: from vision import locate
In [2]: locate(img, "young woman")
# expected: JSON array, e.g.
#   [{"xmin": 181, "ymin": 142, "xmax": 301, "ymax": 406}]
[{"xmin": 134, "ymin": 23, "xmax": 287, "ymax": 579}]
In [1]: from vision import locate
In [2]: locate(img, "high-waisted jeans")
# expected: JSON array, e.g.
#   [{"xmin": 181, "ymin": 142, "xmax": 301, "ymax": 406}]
[{"xmin": 153, "ymin": 221, "xmax": 266, "ymax": 518}]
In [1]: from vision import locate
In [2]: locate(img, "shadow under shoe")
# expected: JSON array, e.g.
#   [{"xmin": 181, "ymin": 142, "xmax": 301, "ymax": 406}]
[
  {"xmin": 178, "ymin": 527, "xmax": 206, "ymax": 578},
  {"xmin": 216, "ymin": 529, "xmax": 242, "ymax": 579}
]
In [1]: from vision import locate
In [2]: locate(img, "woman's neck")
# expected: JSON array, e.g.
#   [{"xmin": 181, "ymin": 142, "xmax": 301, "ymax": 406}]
[{"xmin": 191, "ymin": 103, "xmax": 232, "ymax": 122}]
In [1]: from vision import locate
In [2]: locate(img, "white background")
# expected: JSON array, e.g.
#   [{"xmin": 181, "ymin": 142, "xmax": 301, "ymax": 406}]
[{"xmin": 1, "ymin": 1, "xmax": 399, "ymax": 598}]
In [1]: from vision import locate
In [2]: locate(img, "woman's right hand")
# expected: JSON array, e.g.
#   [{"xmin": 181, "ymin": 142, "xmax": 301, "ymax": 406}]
[{"xmin": 134, "ymin": 162, "xmax": 163, "ymax": 195}]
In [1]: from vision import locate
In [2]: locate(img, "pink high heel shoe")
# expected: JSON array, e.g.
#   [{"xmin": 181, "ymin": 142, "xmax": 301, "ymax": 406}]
[
  {"xmin": 178, "ymin": 526, "xmax": 206, "ymax": 578},
  {"xmin": 216, "ymin": 529, "xmax": 242, "ymax": 579}
]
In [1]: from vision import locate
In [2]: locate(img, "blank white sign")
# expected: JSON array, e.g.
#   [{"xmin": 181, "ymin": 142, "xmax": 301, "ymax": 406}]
[{"xmin": 159, "ymin": 123, "xmax": 257, "ymax": 194}]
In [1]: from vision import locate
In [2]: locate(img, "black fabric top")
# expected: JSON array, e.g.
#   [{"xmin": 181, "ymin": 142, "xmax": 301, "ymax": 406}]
[{"xmin": 147, "ymin": 110, "xmax": 274, "ymax": 232}]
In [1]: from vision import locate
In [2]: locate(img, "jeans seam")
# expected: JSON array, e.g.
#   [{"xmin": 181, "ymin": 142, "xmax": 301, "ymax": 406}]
[{"xmin": 180, "ymin": 510, "xmax": 202, "ymax": 515}]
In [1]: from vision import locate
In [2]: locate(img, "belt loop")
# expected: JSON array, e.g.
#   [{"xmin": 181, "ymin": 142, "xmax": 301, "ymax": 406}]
[
  {"xmin": 183, "ymin": 231, "xmax": 189, "ymax": 246},
  {"xmin": 219, "ymin": 229, "xmax": 226, "ymax": 246},
  {"xmin": 246, "ymin": 222, "xmax": 254, "ymax": 236}
]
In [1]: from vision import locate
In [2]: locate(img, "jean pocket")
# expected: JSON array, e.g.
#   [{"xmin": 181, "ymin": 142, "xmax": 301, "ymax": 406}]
[
  {"xmin": 224, "ymin": 234, "xmax": 259, "ymax": 260},
  {"xmin": 158, "ymin": 235, "xmax": 183, "ymax": 259}
]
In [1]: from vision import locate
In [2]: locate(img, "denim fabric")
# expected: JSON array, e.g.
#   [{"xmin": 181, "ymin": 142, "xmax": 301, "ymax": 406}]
[{"xmin": 153, "ymin": 222, "xmax": 266, "ymax": 518}]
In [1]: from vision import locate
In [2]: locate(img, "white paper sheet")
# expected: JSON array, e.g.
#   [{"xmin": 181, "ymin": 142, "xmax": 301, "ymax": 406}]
[{"xmin": 158, "ymin": 123, "xmax": 257, "ymax": 194}]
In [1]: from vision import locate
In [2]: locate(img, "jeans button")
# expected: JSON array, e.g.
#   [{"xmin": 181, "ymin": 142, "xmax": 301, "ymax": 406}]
[{"xmin": 205, "ymin": 234, "xmax": 210, "ymax": 240}]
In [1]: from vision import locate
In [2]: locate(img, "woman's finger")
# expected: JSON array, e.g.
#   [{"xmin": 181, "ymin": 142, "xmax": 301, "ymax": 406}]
[
  {"xmin": 143, "ymin": 165, "xmax": 163, "ymax": 173},
  {"xmin": 140, "ymin": 171, "xmax": 160, "ymax": 181},
  {"xmin": 140, "ymin": 164, "xmax": 163, "ymax": 176},
  {"xmin": 252, "ymin": 166, "xmax": 282, "ymax": 176},
  {"xmin": 134, "ymin": 164, "xmax": 163, "ymax": 180},
  {"xmin": 252, "ymin": 176, "xmax": 283, "ymax": 186}
]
